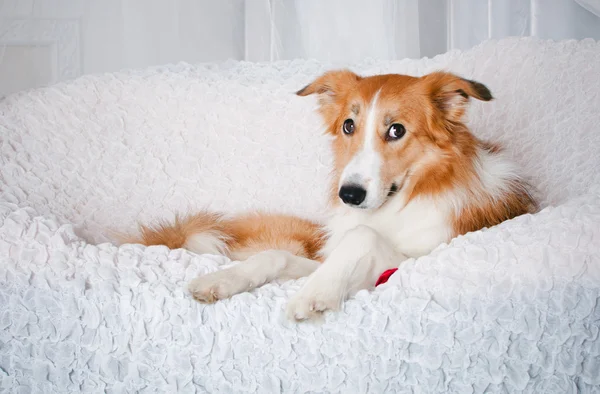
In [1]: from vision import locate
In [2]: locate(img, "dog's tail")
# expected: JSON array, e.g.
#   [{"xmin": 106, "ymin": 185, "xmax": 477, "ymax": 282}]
[
  {"xmin": 125, "ymin": 211, "xmax": 326, "ymax": 262},
  {"xmin": 130, "ymin": 211, "xmax": 231, "ymax": 256}
]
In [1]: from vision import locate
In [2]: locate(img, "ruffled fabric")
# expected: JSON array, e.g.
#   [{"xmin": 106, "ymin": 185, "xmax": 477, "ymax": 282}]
[{"xmin": 1, "ymin": 37, "xmax": 600, "ymax": 392}]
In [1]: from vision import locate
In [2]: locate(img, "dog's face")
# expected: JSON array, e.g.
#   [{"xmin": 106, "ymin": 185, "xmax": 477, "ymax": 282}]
[{"xmin": 297, "ymin": 70, "xmax": 493, "ymax": 210}]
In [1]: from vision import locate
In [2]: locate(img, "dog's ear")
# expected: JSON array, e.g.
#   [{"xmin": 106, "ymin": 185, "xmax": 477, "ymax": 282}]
[
  {"xmin": 296, "ymin": 70, "xmax": 361, "ymax": 126},
  {"xmin": 423, "ymin": 71, "xmax": 493, "ymax": 122},
  {"xmin": 296, "ymin": 69, "xmax": 361, "ymax": 100}
]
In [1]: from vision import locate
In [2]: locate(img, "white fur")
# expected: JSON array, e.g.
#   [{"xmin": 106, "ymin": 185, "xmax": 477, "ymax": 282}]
[
  {"xmin": 287, "ymin": 225, "xmax": 402, "ymax": 320},
  {"xmin": 188, "ymin": 250, "xmax": 319, "ymax": 302},
  {"xmin": 323, "ymin": 194, "xmax": 454, "ymax": 259},
  {"xmin": 184, "ymin": 231, "xmax": 229, "ymax": 255},
  {"xmin": 339, "ymin": 90, "xmax": 384, "ymax": 209},
  {"xmin": 286, "ymin": 180, "xmax": 458, "ymax": 320},
  {"xmin": 474, "ymin": 147, "xmax": 520, "ymax": 199}
]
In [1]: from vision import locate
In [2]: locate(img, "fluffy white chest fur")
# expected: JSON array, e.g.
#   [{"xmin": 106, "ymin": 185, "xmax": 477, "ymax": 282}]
[{"xmin": 322, "ymin": 191, "xmax": 453, "ymax": 260}]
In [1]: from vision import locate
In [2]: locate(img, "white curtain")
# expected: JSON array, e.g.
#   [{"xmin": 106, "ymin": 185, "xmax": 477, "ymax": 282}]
[
  {"xmin": 448, "ymin": 0, "xmax": 600, "ymax": 51},
  {"xmin": 244, "ymin": 0, "xmax": 423, "ymax": 62},
  {"xmin": 245, "ymin": 0, "xmax": 600, "ymax": 61},
  {"xmin": 1, "ymin": 0, "xmax": 600, "ymax": 96}
]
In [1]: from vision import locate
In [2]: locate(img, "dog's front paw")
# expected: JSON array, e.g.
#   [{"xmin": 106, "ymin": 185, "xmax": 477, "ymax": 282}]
[
  {"xmin": 188, "ymin": 270, "xmax": 247, "ymax": 303},
  {"xmin": 286, "ymin": 281, "xmax": 343, "ymax": 322}
]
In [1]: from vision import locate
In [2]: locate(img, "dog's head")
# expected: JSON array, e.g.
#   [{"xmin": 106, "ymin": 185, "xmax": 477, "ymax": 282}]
[{"xmin": 297, "ymin": 70, "xmax": 493, "ymax": 209}]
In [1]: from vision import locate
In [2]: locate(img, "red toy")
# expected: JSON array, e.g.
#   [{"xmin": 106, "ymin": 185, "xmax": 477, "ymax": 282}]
[{"xmin": 375, "ymin": 268, "xmax": 398, "ymax": 286}]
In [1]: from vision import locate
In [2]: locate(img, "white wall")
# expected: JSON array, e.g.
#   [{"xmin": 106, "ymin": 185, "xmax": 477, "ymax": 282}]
[{"xmin": 0, "ymin": 0, "xmax": 244, "ymax": 97}]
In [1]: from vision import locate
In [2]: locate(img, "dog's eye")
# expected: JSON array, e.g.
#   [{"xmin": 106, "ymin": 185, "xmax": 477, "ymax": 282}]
[
  {"xmin": 342, "ymin": 119, "xmax": 355, "ymax": 135},
  {"xmin": 387, "ymin": 123, "xmax": 406, "ymax": 141}
]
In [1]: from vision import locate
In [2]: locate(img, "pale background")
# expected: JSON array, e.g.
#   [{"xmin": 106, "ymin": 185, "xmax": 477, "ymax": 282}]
[{"xmin": 1, "ymin": 0, "xmax": 600, "ymax": 97}]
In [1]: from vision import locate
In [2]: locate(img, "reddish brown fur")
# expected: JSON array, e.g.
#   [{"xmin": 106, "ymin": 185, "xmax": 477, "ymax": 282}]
[
  {"xmin": 135, "ymin": 212, "xmax": 326, "ymax": 262},
  {"xmin": 222, "ymin": 213, "xmax": 326, "ymax": 261},
  {"xmin": 134, "ymin": 211, "xmax": 226, "ymax": 249},
  {"xmin": 452, "ymin": 179, "xmax": 537, "ymax": 235}
]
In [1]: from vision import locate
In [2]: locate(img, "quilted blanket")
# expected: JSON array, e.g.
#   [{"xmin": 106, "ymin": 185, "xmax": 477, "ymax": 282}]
[{"xmin": 1, "ymin": 37, "xmax": 600, "ymax": 393}]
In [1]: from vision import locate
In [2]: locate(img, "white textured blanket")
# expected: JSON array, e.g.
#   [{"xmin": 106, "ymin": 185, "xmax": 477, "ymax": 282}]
[{"xmin": 1, "ymin": 38, "xmax": 600, "ymax": 393}]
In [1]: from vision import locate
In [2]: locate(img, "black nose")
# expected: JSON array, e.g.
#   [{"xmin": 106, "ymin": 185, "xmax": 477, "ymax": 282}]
[{"xmin": 339, "ymin": 185, "xmax": 367, "ymax": 206}]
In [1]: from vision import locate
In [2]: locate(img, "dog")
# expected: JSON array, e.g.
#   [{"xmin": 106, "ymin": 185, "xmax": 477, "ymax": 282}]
[{"xmin": 132, "ymin": 70, "xmax": 537, "ymax": 321}]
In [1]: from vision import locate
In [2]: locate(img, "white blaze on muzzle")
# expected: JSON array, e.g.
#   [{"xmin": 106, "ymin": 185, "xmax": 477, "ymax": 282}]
[{"xmin": 339, "ymin": 90, "xmax": 385, "ymax": 209}]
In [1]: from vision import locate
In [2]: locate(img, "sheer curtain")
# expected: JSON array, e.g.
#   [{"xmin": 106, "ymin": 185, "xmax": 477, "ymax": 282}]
[
  {"xmin": 245, "ymin": 0, "xmax": 424, "ymax": 62},
  {"xmin": 448, "ymin": 0, "xmax": 600, "ymax": 50},
  {"xmin": 245, "ymin": 0, "xmax": 600, "ymax": 61}
]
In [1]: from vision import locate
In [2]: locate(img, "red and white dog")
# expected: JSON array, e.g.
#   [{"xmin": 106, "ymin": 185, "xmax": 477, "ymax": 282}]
[{"xmin": 134, "ymin": 70, "xmax": 537, "ymax": 321}]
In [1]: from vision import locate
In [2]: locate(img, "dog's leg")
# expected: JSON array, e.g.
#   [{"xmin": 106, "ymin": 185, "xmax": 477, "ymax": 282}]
[
  {"xmin": 287, "ymin": 225, "xmax": 404, "ymax": 321},
  {"xmin": 188, "ymin": 250, "xmax": 319, "ymax": 303}
]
